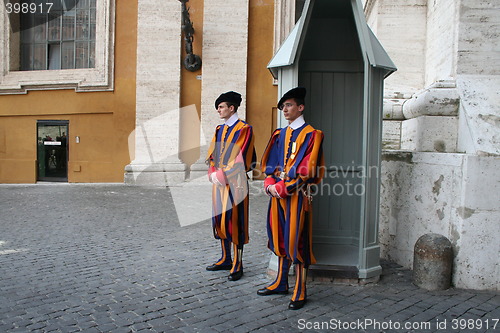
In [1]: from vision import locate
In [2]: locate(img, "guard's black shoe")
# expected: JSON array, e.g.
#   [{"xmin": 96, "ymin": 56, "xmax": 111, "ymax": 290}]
[
  {"xmin": 257, "ymin": 288, "xmax": 289, "ymax": 296},
  {"xmin": 206, "ymin": 264, "xmax": 232, "ymax": 271},
  {"xmin": 288, "ymin": 300, "xmax": 307, "ymax": 310},
  {"xmin": 228, "ymin": 270, "xmax": 243, "ymax": 281}
]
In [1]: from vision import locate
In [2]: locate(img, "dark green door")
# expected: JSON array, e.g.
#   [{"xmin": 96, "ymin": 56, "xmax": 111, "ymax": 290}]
[{"xmin": 37, "ymin": 120, "xmax": 69, "ymax": 182}]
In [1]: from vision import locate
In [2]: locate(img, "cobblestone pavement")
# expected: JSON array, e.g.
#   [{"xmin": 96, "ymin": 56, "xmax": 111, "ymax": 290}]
[{"xmin": 0, "ymin": 183, "xmax": 498, "ymax": 333}]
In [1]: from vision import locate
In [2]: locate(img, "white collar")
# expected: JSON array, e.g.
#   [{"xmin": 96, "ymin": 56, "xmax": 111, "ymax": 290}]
[
  {"xmin": 224, "ymin": 112, "xmax": 239, "ymax": 127},
  {"xmin": 288, "ymin": 115, "xmax": 305, "ymax": 130}
]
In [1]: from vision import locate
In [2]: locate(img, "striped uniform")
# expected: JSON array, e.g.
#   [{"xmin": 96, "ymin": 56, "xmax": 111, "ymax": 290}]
[
  {"xmin": 261, "ymin": 123, "xmax": 324, "ymax": 301},
  {"xmin": 206, "ymin": 119, "xmax": 255, "ymax": 249}
]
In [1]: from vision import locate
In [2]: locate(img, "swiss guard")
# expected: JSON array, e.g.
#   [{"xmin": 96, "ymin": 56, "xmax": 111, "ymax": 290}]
[
  {"xmin": 257, "ymin": 87, "xmax": 325, "ymax": 310},
  {"xmin": 205, "ymin": 91, "xmax": 256, "ymax": 281}
]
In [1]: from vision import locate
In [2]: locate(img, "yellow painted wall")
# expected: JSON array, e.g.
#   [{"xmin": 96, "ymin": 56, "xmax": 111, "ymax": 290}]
[
  {"xmin": 247, "ymin": 0, "xmax": 278, "ymax": 162},
  {"xmin": 0, "ymin": 1, "xmax": 138, "ymax": 183}
]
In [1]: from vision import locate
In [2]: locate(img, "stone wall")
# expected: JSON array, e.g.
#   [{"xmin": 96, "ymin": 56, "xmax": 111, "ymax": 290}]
[
  {"xmin": 200, "ymin": 0, "xmax": 250, "ymax": 143},
  {"xmin": 425, "ymin": 0, "xmax": 459, "ymax": 85},
  {"xmin": 380, "ymin": 152, "xmax": 500, "ymax": 290},
  {"xmin": 367, "ymin": 0, "xmax": 500, "ymax": 290},
  {"xmin": 366, "ymin": 0, "xmax": 427, "ymax": 95},
  {"xmin": 457, "ymin": 0, "xmax": 500, "ymax": 76}
]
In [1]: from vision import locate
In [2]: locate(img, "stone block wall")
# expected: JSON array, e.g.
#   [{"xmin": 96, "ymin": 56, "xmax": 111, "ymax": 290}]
[
  {"xmin": 457, "ymin": 0, "xmax": 500, "ymax": 76},
  {"xmin": 365, "ymin": 0, "xmax": 427, "ymax": 95},
  {"xmin": 125, "ymin": 0, "xmax": 186, "ymax": 185},
  {"xmin": 200, "ymin": 0, "xmax": 250, "ymax": 138},
  {"xmin": 425, "ymin": 0, "xmax": 460, "ymax": 85},
  {"xmin": 368, "ymin": 0, "xmax": 500, "ymax": 290}
]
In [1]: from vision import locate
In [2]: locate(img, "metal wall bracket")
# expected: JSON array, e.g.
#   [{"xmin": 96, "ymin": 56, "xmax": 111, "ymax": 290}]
[{"xmin": 179, "ymin": 0, "xmax": 202, "ymax": 72}]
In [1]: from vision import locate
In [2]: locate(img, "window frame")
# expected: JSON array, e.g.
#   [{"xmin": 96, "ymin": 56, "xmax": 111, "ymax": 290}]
[{"xmin": 0, "ymin": 0, "xmax": 114, "ymax": 94}]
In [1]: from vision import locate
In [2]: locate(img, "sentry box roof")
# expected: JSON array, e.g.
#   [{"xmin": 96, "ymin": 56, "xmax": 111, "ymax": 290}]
[{"xmin": 268, "ymin": 0, "xmax": 396, "ymax": 78}]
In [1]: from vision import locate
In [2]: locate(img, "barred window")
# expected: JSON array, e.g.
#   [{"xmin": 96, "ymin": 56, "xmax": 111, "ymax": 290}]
[{"xmin": 20, "ymin": 0, "xmax": 96, "ymax": 70}]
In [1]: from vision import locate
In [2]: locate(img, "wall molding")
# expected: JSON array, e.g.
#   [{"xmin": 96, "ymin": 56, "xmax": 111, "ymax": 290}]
[{"xmin": 0, "ymin": 0, "xmax": 115, "ymax": 94}]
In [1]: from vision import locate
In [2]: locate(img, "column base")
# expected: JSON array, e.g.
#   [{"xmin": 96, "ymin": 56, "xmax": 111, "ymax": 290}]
[
  {"xmin": 169, "ymin": 176, "xmax": 213, "ymax": 227},
  {"xmin": 124, "ymin": 162, "xmax": 187, "ymax": 186},
  {"xmin": 188, "ymin": 161, "xmax": 209, "ymax": 181}
]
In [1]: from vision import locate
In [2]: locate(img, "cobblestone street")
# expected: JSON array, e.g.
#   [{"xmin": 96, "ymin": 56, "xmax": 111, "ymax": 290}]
[{"xmin": 0, "ymin": 184, "xmax": 498, "ymax": 332}]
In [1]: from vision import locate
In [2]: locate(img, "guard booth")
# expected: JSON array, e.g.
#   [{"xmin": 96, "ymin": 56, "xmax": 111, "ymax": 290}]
[{"xmin": 268, "ymin": 0, "xmax": 396, "ymax": 280}]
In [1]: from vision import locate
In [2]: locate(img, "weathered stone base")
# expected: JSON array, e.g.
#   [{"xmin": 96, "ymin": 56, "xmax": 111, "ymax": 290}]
[
  {"xmin": 380, "ymin": 151, "xmax": 500, "ymax": 290},
  {"xmin": 401, "ymin": 116, "xmax": 458, "ymax": 152},
  {"xmin": 124, "ymin": 162, "xmax": 187, "ymax": 186}
]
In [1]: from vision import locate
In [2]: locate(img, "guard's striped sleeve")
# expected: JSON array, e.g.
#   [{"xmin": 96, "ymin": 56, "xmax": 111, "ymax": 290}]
[{"xmin": 274, "ymin": 130, "xmax": 324, "ymax": 197}]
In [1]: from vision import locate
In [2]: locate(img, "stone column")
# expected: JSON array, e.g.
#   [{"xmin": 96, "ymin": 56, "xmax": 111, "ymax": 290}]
[
  {"xmin": 396, "ymin": 0, "xmax": 461, "ymax": 153},
  {"xmin": 401, "ymin": 80, "xmax": 460, "ymax": 153},
  {"xmin": 125, "ymin": 0, "xmax": 186, "ymax": 185},
  {"xmin": 273, "ymin": 0, "xmax": 296, "ymax": 54},
  {"xmin": 189, "ymin": 0, "xmax": 250, "ymax": 179}
]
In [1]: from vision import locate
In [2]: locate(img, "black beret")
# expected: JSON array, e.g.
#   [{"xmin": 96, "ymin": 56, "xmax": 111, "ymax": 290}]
[
  {"xmin": 278, "ymin": 87, "xmax": 306, "ymax": 110},
  {"xmin": 215, "ymin": 91, "xmax": 242, "ymax": 109}
]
